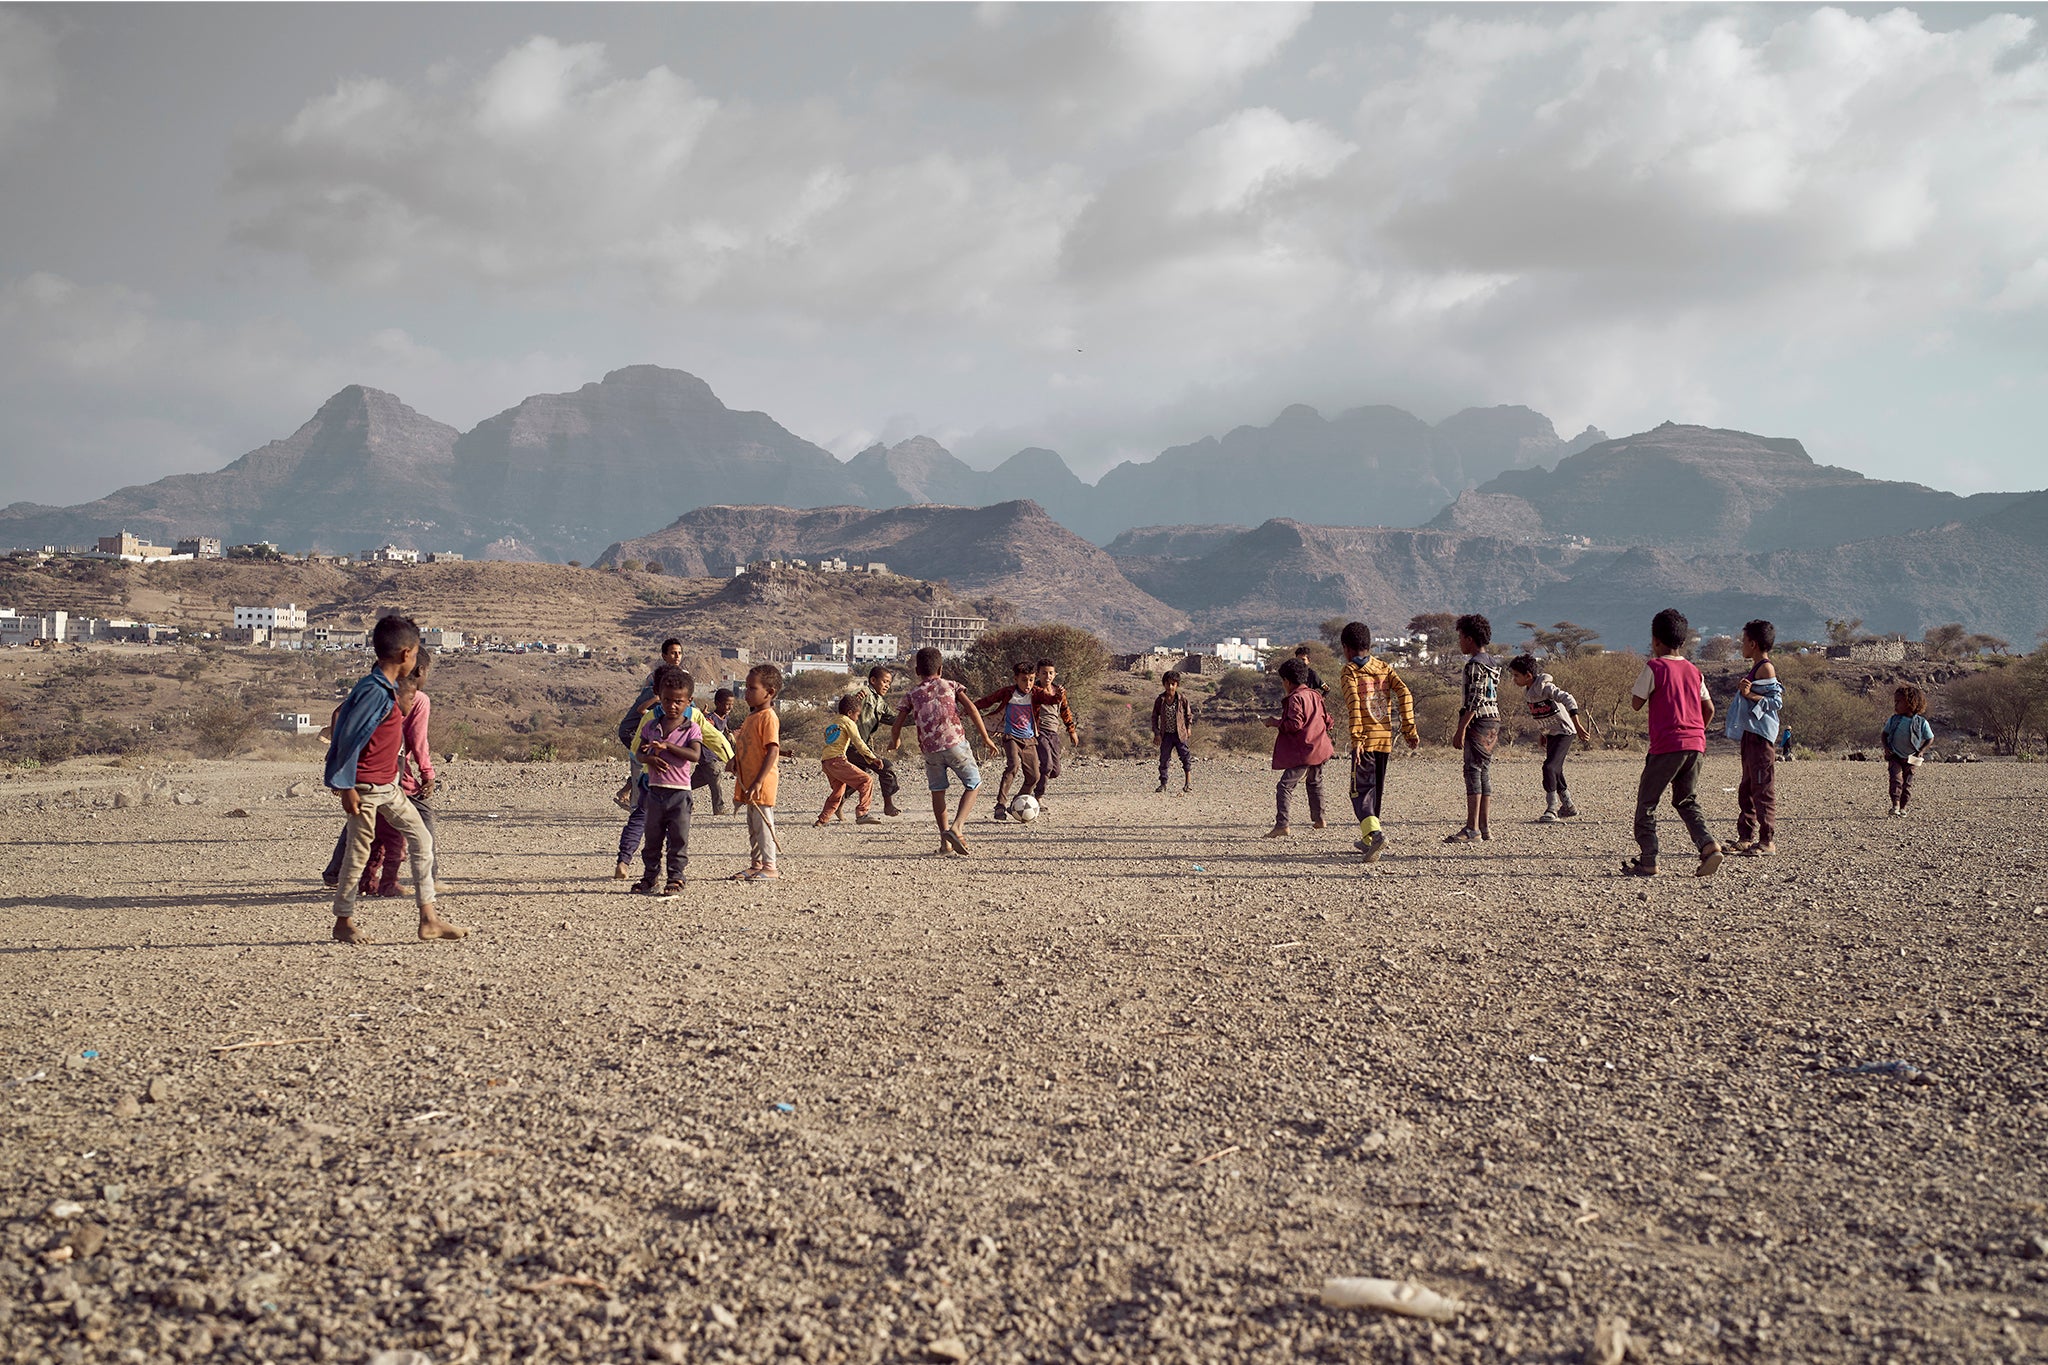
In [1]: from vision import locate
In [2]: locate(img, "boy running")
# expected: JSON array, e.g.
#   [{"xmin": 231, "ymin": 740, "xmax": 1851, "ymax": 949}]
[
  {"xmin": 1338, "ymin": 622, "xmax": 1418, "ymax": 862},
  {"xmin": 817, "ymin": 694, "xmax": 885, "ymax": 825},
  {"xmin": 1030, "ymin": 659, "xmax": 1081, "ymax": 809},
  {"xmin": 890, "ymin": 646, "xmax": 997, "ymax": 855},
  {"xmin": 976, "ymin": 661, "xmax": 1042, "ymax": 820}
]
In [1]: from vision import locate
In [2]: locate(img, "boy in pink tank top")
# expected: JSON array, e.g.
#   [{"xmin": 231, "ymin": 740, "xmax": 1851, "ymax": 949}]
[{"xmin": 1622, "ymin": 608, "xmax": 1725, "ymax": 878}]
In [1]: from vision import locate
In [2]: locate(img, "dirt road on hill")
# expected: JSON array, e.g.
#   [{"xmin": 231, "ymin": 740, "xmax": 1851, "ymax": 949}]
[{"xmin": 2, "ymin": 751, "xmax": 2044, "ymax": 1364}]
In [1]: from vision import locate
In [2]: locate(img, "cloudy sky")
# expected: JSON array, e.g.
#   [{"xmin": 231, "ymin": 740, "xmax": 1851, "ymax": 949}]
[{"xmin": 2, "ymin": 2, "xmax": 2045, "ymax": 507}]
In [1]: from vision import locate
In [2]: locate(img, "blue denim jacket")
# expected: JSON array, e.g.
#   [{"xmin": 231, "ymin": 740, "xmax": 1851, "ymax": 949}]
[
  {"xmin": 323, "ymin": 669, "xmax": 398, "ymax": 790},
  {"xmin": 1724, "ymin": 676, "xmax": 1783, "ymax": 744}
]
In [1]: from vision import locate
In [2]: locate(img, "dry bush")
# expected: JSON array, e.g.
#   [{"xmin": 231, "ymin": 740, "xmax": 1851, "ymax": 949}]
[
  {"xmin": 1216, "ymin": 722, "xmax": 1270, "ymax": 754},
  {"xmin": 1946, "ymin": 666, "xmax": 2040, "ymax": 754},
  {"xmin": 782, "ymin": 670, "xmax": 850, "ymax": 706},
  {"xmin": 1772, "ymin": 656, "xmax": 1889, "ymax": 751},
  {"xmin": 187, "ymin": 694, "xmax": 261, "ymax": 758},
  {"xmin": 1082, "ymin": 699, "xmax": 1150, "ymax": 759},
  {"xmin": 962, "ymin": 624, "xmax": 1109, "ymax": 696},
  {"xmin": 1550, "ymin": 651, "xmax": 1647, "ymax": 748}
]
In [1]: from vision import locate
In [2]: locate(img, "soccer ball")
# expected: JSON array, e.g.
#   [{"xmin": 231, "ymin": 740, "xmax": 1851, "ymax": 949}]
[{"xmin": 1009, "ymin": 794, "xmax": 1040, "ymax": 823}]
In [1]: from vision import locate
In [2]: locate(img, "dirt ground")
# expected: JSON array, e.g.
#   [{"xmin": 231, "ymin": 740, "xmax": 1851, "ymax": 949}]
[{"xmin": 2, "ymin": 749, "xmax": 2044, "ymax": 1365}]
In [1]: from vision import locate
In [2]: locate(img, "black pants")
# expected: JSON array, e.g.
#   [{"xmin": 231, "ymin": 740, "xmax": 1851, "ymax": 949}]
[
  {"xmin": 1542, "ymin": 733, "xmax": 1572, "ymax": 797},
  {"xmin": 1033, "ymin": 731, "xmax": 1062, "ymax": 798},
  {"xmin": 1633, "ymin": 750, "xmax": 1714, "ymax": 862},
  {"xmin": 1157, "ymin": 734, "xmax": 1191, "ymax": 782},
  {"xmin": 1276, "ymin": 763, "xmax": 1324, "ymax": 826},
  {"xmin": 642, "ymin": 785, "xmax": 693, "ymax": 884},
  {"xmin": 1349, "ymin": 750, "xmax": 1389, "ymax": 822}
]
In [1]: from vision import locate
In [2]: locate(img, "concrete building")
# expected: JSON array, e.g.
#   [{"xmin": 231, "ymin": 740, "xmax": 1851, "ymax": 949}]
[
  {"xmin": 367, "ymin": 544, "xmax": 421, "ymax": 564},
  {"xmin": 424, "ymin": 551, "xmax": 464, "ymax": 563},
  {"xmin": 96, "ymin": 531, "xmax": 174, "ymax": 560},
  {"xmin": 422, "ymin": 627, "xmax": 464, "ymax": 651},
  {"xmin": 787, "ymin": 654, "xmax": 851, "ymax": 676},
  {"xmin": 175, "ymin": 537, "xmax": 223, "ymax": 559},
  {"xmin": 275, "ymin": 712, "xmax": 318, "ymax": 737},
  {"xmin": 1213, "ymin": 636, "xmax": 1271, "ymax": 667},
  {"xmin": 233, "ymin": 604, "xmax": 309, "ymax": 632},
  {"xmin": 817, "ymin": 556, "xmax": 848, "ymax": 573},
  {"xmin": 914, "ymin": 612, "xmax": 989, "ymax": 658},
  {"xmin": 0, "ymin": 609, "xmax": 67, "ymax": 644},
  {"xmin": 851, "ymin": 632, "xmax": 899, "ymax": 662}
]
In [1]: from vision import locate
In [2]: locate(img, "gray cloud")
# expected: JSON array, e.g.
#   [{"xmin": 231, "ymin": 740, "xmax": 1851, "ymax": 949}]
[{"xmin": 0, "ymin": 7, "xmax": 59, "ymax": 144}]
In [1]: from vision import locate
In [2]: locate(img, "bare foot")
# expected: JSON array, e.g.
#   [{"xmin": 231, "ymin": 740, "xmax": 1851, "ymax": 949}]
[
  {"xmin": 332, "ymin": 917, "xmax": 369, "ymax": 945},
  {"xmin": 417, "ymin": 907, "xmax": 470, "ymax": 941}
]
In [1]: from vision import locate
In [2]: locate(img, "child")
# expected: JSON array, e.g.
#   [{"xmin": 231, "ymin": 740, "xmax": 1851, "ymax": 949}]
[
  {"xmin": 1446, "ymin": 613, "xmax": 1502, "ymax": 843},
  {"xmin": 361, "ymin": 660, "xmax": 439, "ymax": 895},
  {"xmin": 1264, "ymin": 656, "xmax": 1334, "ymax": 836},
  {"xmin": 323, "ymin": 615, "xmax": 466, "ymax": 943},
  {"xmin": 692, "ymin": 687, "xmax": 734, "ymax": 816},
  {"xmin": 1152, "ymin": 671, "xmax": 1195, "ymax": 794},
  {"xmin": 614, "ymin": 676, "xmax": 731, "ymax": 878},
  {"xmin": 1030, "ymin": 659, "xmax": 1081, "ymax": 809},
  {"xmin": 1882, "ymin": 685, "xmax": 1934, "ymax": 816},
  {"xmin": 1293, "ymin": 644, "xmax": 1327, "ymax": 695},
  {"xmin": 731, "ymin": 664, "xmax": 784, "ymax": 881},
  {"xmin": 615, "ymin": 638, "xmax": 685, "ymax": 808},
  {"xmin": 817, "ymin": 693, "xmax": 885, "ymax": 826},
  {"xmin": 634, "ymin": 665, "xmax": 702, "ymax": 897},
  {"xmin": 1726, "ymin": 619, "xmax": 1783, "ymax": 854},
  {"xmin": 1338, "ymin": 622, "xmax": 1418, "ymax": 861},
  {"xmin": 1509, "ymin": 654, "xmax": 1582, "ymax": 824},
  {"xmin": 889, "ymin": 646, "xmax": 997, "ymax": 856},
  {"xmin": 847, "ymin": 667, "xmax": 903, "ymax": 817},
  {"xmin": 976, "ymin": 661, "xmax": 1043, "ymax": 820},
  {"xmin": 1623, "ymin": 608, "xmax": 1724, "ymax": 877}
]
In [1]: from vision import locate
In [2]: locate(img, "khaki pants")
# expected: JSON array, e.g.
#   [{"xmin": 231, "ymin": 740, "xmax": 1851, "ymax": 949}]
[{"xmin": 333, "ymin": 783, "xmax": 435, "ymax": 915}]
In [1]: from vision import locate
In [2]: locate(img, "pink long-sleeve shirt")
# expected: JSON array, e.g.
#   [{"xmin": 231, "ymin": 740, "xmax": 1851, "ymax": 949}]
[{"xmin": 399, "ymin": 692, "xmax": 436, "ymax": 795}]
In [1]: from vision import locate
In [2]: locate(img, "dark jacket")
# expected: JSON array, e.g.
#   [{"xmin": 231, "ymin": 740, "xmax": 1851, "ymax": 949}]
[{"xmin": 1151, "ymin": 691, "xmax": 1194, "ymax": 741}]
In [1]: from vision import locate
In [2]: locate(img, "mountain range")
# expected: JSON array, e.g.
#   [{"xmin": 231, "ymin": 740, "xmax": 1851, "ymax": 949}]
[{"xmin": 2, "ymin": 367, "xmax": 2041, "ymax": 647}]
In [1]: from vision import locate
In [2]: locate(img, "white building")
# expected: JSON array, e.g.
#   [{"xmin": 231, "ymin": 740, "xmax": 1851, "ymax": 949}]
[
  {"xmin": 367, "ymin": 544, "xmax": 420, "ymax": 564},
  {"xmin": 1213, "ymin": 636, "xmax": 1271, "ymax": 667},
  {"xmin": 233, "ymin": 604, "xmax": 309, "ymax": 632},
  {"xmin": 851, "ymin": 632, "xmax": 899, "ymax": 662},
  {"xmin": 817, "ymin": 556, "xmax": 848, "ymax": 573},
  {"xmin": 275, "ymin": 712, "xmax": 318, "ymax": 736},
  {"xmin": 422, "ymin": 627, "xmax": 465, "ymax": 651},
  {"xmin": 787, "ymin": 656, "xmax": 851, "ymax": 676},
  {"xmin": 0, "ymin": 610, "xmax": 67, "ymax": 644}
]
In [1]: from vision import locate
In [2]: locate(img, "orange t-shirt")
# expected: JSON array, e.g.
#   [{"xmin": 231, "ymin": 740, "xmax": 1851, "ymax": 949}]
[{"xmin": 734, "ymin": 707, "xmax": 780, "ymax": 807}]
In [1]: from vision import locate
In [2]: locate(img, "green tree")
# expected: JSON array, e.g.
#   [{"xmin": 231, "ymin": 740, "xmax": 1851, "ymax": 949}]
[
  {"xmin": 1826, "ymin": 617, "xmax": 1866, "ymax": 646},
  {"xmin": 1407, "ymin": 612, "xmax": 1457, "ymax": 645},
  {"xmin": 1515, "ymin": 620, "xmax": 1602, "ymax": 658},
  {"xmin": 1922, "ymin": 623, "xmax": 1968, "ymax": 658},
  {"xmin": 961, "ymin": 623, "xmax": 1109, "ymax": 696},
  {"xmin": 1212, "ymin": 667, "xmax": 1262, "ymax": 703},
  {"xmin": 1318, "ymin": 618, "xmax": 1349, "ymax": 650},
  {"xmin": 1947, "ymin": 664, "xmax": 2042, "ymax": 754}
]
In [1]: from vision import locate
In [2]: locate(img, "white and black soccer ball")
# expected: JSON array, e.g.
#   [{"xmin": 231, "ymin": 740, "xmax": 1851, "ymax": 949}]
[{"xmin": 1009, "ymin": 794, "xmax": 1040, "ymax": 823}]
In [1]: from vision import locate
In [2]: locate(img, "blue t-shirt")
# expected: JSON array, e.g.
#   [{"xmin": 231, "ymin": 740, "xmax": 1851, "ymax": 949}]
[{"xmin": 1883, "ymin": 714, "xmax": 1932, "ymax": 760}]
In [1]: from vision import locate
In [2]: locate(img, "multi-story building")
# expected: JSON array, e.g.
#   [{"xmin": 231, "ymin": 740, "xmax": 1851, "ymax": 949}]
[
  {"xmin": 1213, "ymin": 636, "xmax": 1271, "ymax": 667},
  {"xmin": 367, "ymin": 544, "xmax": 421, "ymax": 564},
  {"xmin": 851, "ymin": 632, "xmax": 899, "ymax": 662},
  {"xmin": 424, "ymin": 551, "xmax": 464, "ymax": 563},
  {"xmin": 421, "ymin": 627, "xmax": 464, "ymax": 651},
  {"xmin": 175, "ymin": 537, "xmax": 223, "ymax": 559},
  {"xmin": 0, "ymin": 609, "xmax": 67, "ymax": 643},
  {"xmin": 914, "ymin": 612, "xmax": 988, "ymax": 658},
  {"xmin": 232, "ymin": 604, "xmax": 309, "ymax": 632},
  {"xmin": 96, "ymin": 532, "xmax": 173, "ymax": 560}
]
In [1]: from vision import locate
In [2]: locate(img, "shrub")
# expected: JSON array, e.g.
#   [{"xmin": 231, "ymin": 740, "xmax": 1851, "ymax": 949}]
[
  {"xmin": 1947, "ymin": 666, "xmax": 2039, "ymax": 754},
  {"xmin": 1773, "ymin": 657, "xmax": 1889, "ymax": 751},
  {"xmin": 1082, "ymin": 699, "xmax": 1148, "ymax": 759},
  {"xmin": 1212, "ymin": 667, "xmax": 1262, "ymax": 703},
  {"xmin": 961, "ymin": 624, "xmax": 1109, "ymax": 696},
  {"xmin": 783, "ymin": 670, "xmax": 851, "ymax": 705},
  {"xmin": 188, "ymin": 695, "xmax": 261, "ymax": 758},
  {"xmin": 1217, "ymin": 722, "xmax": 1269, "ymax": 753},
  {"xmin": 1549, "ymin": 652, "xmax": 1647, "ymax": 748}
]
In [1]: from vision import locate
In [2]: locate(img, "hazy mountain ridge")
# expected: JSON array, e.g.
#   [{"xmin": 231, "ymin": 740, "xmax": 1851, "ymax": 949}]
[{"xmin": 595, "ymin": 500, "xmax": 1188, "ymax": 648}]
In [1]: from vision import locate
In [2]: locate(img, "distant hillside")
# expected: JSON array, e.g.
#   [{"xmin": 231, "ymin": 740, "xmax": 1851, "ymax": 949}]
[
  {"xmin": 1432, "ymin": 422, "xmax": 2026, "ymax": 554},
  {"xmin": 597, "ymin": 501, "xmax": 1187, "ymax": 648}
]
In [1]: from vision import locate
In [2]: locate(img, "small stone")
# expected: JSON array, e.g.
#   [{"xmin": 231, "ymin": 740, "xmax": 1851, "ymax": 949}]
[
  {"xmin": 113, "ymin": 791, "xmax": 134, "ymax": 809},
  {"xmin": 653, "ymin": 1343, "xmax": 688, "ymax": 1364},
  {"xmin": 286, "ymin": 782, "xmax": 311, "ymax": 798},
  {"xmin": 224, "ymin": 808, "xmax": 250, "ymax": 818},
  {"xmin": 147, "ymin": 1076, "xmax": 173, "ymax": 1104},
  {"xmin": 47, "ymin": 1200, "xmax": 85, "ymax": 1221},
  {"xmin": 1587, "ymin": 1315, "xmax": 1629, "ymax": 1365},
  {"xmin": 708, "ymin": 1303, "xmax": 738, "ymax": 1329},
  {"xmin": 101, "ymin": 1184, "xmax": 125, "ymax": 1204},
  {"xmin": 64, "ymin": 1223, "xmax": 108, "ymax": 1259},
  {"xmin": 172, "ymin": 791, "xmax": 199, "ymax": 806},
  {"xmin": 925, "ymin": 1339, "xmax": 969, "ymax": 1363},
  {"xmin": 183, "ymin": 1324, "xmax": 215, "ymax": 1358},
  {"xmin": 367, "ymin": 1352, "xmax": 432, "ymax": 1365},
  {"xmin": 2025, "ymin": 1233, "xmax": 2048, "ymax": 1260},
  {"xmin": 112, "ymin": 1095, "xmax": 141, "ymax": 1119}
]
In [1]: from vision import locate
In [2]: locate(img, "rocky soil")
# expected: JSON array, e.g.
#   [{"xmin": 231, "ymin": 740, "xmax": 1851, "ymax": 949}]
[{"xmin": 2, "ymin": 751, "xmax": 2044, "ymax": 1364}]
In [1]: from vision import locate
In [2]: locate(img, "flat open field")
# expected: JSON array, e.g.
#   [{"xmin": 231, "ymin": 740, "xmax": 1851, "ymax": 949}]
[{"xmin": 2, "ymin": 750, "xmax": 2045, "ymax": 1364}]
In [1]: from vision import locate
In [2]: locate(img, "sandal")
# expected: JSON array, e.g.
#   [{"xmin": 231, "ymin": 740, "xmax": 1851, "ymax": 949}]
[
  {"xmin": 1620, "ymin": 857, "xmax": 1657, "ymax": 877},
  {"xmin": 1695, "ymin": 846, "xmax": 1725, "ymax": 878},
  {"xmin": 1443, "ymin": 828, "xmax": 1479, "ymax": 844}
]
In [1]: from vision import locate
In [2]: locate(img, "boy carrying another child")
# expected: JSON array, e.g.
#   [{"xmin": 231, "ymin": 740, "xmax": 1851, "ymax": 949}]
[
  {"xmin": 1623, "ymin": 608, "xmax": 1724, "ymax": 878},
  {"xmin": 324, "ymin": 615, "xmax": 467, "ymax": 943},
  {"xmin": 1339, "ymin": 622, "xmax": 1418, "ymax": 862}
]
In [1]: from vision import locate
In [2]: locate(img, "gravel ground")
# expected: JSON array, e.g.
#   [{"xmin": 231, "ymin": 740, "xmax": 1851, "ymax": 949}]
[{"xmin": 2, "ymin": 749, "xmax": 2045, "ymax": 1365}]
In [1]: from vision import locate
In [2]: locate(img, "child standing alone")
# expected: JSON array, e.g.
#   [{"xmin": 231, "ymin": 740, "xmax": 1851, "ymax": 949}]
[
  {"xmin": 1883, "ymin": 685, "xmax": 1934, "ymax": 817},
  {"xmin": 1446, "ymin": 613, "xmax": 1502, "ymax": 843},
  {"xmin": 1508, "ymin": 654, "xmax": 1582, "ymax": 823},
  {"xmin": 1152, "ymin": 671, "xmax": 1195, "ymax": 793},
  {"xmin": 1264, "ymin": 657, "xmax": 1334, "ymax": 837},
  {"xmin": 1623, "ymin": 608, "xmax": 1724, "ymax": 878},
  {"xmin": 731, "ymin": 664, "xmax": 783, "ymax": 880},
  {"xmin": 1727, "ymin": 619, "xmax": 1783, "ymax": 855},
  {"xmin": 633, "ymin": 665, "xmax": 702, "ymax": 898},
  {"xmin": 1337, "ymin": 622, "xmax": 1418, "ymax": 862}
]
